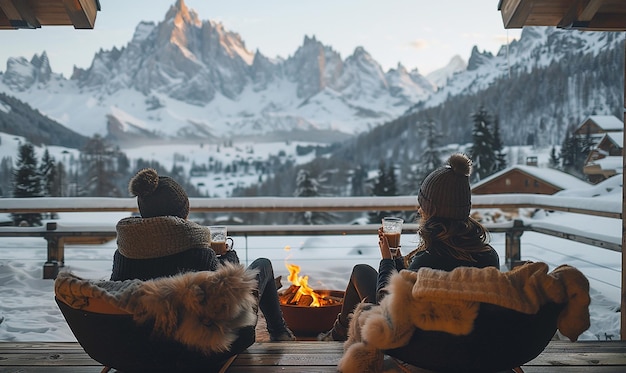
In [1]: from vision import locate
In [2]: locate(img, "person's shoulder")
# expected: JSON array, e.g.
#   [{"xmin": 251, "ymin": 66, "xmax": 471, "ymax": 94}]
[{"xmin": 477, "ymin": 245, "xmax": 500, "ymax": 266}]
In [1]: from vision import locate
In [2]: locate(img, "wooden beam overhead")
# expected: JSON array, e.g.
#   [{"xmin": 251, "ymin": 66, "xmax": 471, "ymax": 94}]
[
  {"xmin": 0, "ymin": 0, "xmax": 99, "ymax": 30},
  {"xmin": 499, "ymin": 0, "xmax": 626, "ymax": 31},
  {"xmin": 62, "ymin": 0, "xmax": 98, "ymax": 29}
]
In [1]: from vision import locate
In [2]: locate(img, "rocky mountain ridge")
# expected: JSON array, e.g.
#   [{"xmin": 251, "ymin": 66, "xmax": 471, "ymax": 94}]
[
  {"xmin": 0, "ymin": 0, "xmax": 437, "ymax": 144},
  {"xmin": 0, "ymin": 1, "xmax": 622, "ymax": 153}
]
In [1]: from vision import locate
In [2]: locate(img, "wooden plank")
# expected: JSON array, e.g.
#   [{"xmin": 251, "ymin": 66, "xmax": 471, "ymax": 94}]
[
  {"xmin": 0, "ymin": 0, "xmax": 39, "ymax": 28},
  {"xmin": 62, "ymin": 0, "xmax": 98, "ymax": 29},
  {"xmin": 0, "ymin": 369, "xmax": 103, "ymax": 373},
  {"xmin": 579, "ymin": 0, "xmax": 605, "ymax": 21},
  {"xmin": 499, "ymin": 0, "xmax": 531, "ymax": 28},
  {"xmin": 524, "ymin": 368, "xmax": 626, "ymax": 372},
  {"xmin": 1, "ymin": 341, "xmax": 626, "ymax": 371}
]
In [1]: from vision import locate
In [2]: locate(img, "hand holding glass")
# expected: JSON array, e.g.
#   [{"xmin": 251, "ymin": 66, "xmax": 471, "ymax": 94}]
[
  {"xmin": 210, "ymin": 226, "xmax": 234, "ymax": 255},
  {"xmin": 382, "ymin": 217, "xmax": 403, "ymax": 255}
]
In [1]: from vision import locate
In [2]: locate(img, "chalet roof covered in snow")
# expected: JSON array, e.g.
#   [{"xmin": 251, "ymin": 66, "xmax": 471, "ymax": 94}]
[
  {"xmin": 605, "ymin": 132, "xmax": 624, "ymax": 148},
  {"xmin": 579, "ymin": 115, "xmax": 624, "ymax": 133},
  {"xmin": 472, "ymin": 165, "xmax": 590, "ymax": 192}
]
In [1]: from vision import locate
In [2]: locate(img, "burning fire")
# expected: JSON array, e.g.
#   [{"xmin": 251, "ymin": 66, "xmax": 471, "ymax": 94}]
[
  {"xmin": 278, "ymin": 256, "xmax": 342, "ymax": 308},
  {"xmin": 285, "ymin": 262, "xmax": 322, "ymax": 307}
]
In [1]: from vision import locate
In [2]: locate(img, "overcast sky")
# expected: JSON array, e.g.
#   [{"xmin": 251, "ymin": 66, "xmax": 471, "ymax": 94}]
[{"xmin": 0, "ymin": 0, "xmax": 522, "ymax": 77}]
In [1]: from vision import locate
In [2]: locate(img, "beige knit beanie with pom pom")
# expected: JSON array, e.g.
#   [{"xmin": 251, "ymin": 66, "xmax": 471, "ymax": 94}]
[
  {"xmin": 418, "ymin": 153, "xmax": 473, "ymax": 220},
  {"xmin": 129, "ymin": 168, "xmax": 190, "ymax": 219}
]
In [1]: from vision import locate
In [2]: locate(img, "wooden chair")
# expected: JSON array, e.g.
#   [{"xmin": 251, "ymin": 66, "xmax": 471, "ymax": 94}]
[{"xmin": 54, "ymin": 266, "xmax": 258, "ymax": 373}]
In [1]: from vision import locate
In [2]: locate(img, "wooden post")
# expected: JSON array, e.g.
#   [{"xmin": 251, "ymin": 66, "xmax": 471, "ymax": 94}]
[
  {"xmin": 43, "ymin": 222, "xmax": 62, "ymax": 279},
  {"xmin": 505, "ymin": 219, "xmax": 524, "ymax": 269},
  {"xmin": 620, "ymin": 40, "xmax": 626, "ymax": 340}
]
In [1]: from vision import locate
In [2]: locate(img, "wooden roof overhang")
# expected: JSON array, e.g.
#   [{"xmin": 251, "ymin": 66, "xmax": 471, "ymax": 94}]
[
  {"xmin": 498, "ymin": 0, "xmax": 626, "ymax": 340},
  {"xmin": 0, "ymin": 0, "xmax": 100, "ymax": 30},
  {"xmin": 498, "ymin": 0, "xmax": 626, "ymax": 31}
]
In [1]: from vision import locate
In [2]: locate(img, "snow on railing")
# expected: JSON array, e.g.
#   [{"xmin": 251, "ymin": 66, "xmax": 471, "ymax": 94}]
[{"xmin": 0, "ymin": 195, "xmax": 620, "ymax": 219}]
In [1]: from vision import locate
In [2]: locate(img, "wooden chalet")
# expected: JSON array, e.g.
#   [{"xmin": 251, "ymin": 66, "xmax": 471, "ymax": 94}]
[
  {"xmin": 584, "ymin": 131, "xmax": 624, "ymax": 183},
  {"xmin": 0, "ymin": 0, "xmax": 100, "ymax": 29},
  {"xmin": 574, "ymin": 115, "xmax": 624, "ymax": 137},
  {"xmin": 472, "ymin": 164, "xmax": 590, "ymax": 195},
  {"xmin": 570, "ymin": 115, "xmax": 624, "ymax": 183}
]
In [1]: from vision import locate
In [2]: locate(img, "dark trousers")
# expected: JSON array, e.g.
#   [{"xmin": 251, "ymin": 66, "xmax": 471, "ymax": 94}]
[
  {"xmin": 247, "ymin": 257, "xmax": 287, "ymax": 334},
  {"xmin": 337, "ymin": 264, "xmax": 378, "ymax": 326}
]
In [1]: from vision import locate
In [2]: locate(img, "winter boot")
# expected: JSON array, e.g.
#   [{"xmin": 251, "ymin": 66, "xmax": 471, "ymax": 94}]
[{"xmin": 317, "ymin": 313, "xmax": 348, "ymax": 341}]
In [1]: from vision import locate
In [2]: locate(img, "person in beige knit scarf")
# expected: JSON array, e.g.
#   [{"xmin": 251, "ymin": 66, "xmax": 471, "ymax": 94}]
[{"xmin": 111, "ymin": 168, "xmax": 295, "ymax": 342}]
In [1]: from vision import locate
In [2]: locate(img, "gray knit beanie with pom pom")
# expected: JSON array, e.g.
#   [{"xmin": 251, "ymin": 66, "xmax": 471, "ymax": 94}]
[
  {"xmin": 418, "ymin": 153, "xmax": 473, "ymax": 220},
  {"xmin": 129, "ymin": 168, "xmax": 190, "ymax": 219}
]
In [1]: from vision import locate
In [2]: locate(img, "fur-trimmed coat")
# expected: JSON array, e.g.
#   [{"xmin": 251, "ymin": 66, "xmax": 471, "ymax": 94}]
[
  {"xmin": 338, "ymin": 262, "xmax": 590, "ymax": 372},
  {"xmin": 55, "ymin": 263, "xmax": 258, "ymax": 355}
]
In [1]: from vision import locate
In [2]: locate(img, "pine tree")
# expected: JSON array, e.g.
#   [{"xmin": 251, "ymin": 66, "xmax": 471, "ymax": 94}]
[
  {"xmin": 79, "ymin": 135, "xmax": 122, "ymax": 197},
  {"xmin": 11, "ymin": 142, "xmax": 42, "ymax": 226},
  {"xmin": 292, "ymin": 169, "xmax": 335, "ymax": 224},
  {"xmin": 492, "ymin": 116, "xmax": 507, "ymax": 172},
  {"xmin": 549, "ymin": 145, "xmax": 560, "ymax": 169},
  {"xmin": 368, "ymin": 160, "xmax": 399, "ymax": 224},
  {"xmin": 560, "ymin": 130, "xmax": 585, "ymax": 178},
  {"xmin": 54, "ymin": 162, "xmax": 67, "ymax": 197},
  {"xmin": 39, "ymin": 148, "xmax": 58, "ymax": 197},
  {"xmin": 559, "ymin": 132, "xmax": 573, "ymax": 168},
  {"xmin": 350, "ymin": 164, "xmax": 367, "ymax": 197},
  {"xmin": 0, "ymin": 156, "xmax": 13, "ymax": 197},
  {"xmin": 469, "ymin": 106, "xmax": 497, "ymax": 181},
  {"xmin": 385, "ymin": 163, "xmax": 398, "ymax": 198},
  {"xmin": 409, "ymin": 120, "xmax": 442, "ymax": 191}
]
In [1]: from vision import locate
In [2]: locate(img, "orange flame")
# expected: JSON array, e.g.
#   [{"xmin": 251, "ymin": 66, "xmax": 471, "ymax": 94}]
[{"xmin": 285, "ymin": 262, "xmax": 321, "ymax": 307}]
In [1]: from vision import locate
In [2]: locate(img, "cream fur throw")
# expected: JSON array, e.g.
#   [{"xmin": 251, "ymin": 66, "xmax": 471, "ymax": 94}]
[
  {"xmin": 338, "ymin": 262, "xmax": 590, "ymax": 373},
  {"xmin": 55, "ymin": 263, "xmax": 259, "ymax": 355}
]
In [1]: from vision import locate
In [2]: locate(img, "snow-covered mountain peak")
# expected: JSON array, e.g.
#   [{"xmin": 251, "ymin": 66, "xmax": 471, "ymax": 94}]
[
  {"xmin": 425, "ymin": 55, "xmax": 466, "ymax": 88},
  {"xmin": 0, "ymin": 1, "xmax": 437, "ymax": 144},
  {"xmin": 165, "ymin": 0, "xmax": 201, "ymax": 28},
  {"xmin": 132, "ymin": 21, "xmax": 156, "ymax": 43}
]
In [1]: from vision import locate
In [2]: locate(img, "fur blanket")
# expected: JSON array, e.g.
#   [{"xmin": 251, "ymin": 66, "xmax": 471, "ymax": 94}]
[
  {"xmin": 54, "ymin": 263, "xmax": 259, "ymax": 355},
  {"xmin": 338, "ymin": 262, "xmax": 590, "ymax": 373}
]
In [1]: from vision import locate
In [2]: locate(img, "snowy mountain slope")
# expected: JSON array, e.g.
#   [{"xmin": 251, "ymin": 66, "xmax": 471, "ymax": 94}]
[
  {"xmin": 399, "ymin": 26, "xmax": 625, "ymax": 148},
  {"xmin": 412, "ymin": 27, "xmax": 624, "ymax": 110}
]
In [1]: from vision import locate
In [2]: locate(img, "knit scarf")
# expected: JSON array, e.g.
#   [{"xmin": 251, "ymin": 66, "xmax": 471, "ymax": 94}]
[{"xmin": 116, "ymin": 216, "xmax": 211, "ymax": 259}]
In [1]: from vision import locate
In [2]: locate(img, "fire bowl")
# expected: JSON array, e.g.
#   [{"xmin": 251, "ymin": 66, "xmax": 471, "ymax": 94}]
[{"xmin": 279, "ymin": 290, "xmax": 344, "ymax": 337}]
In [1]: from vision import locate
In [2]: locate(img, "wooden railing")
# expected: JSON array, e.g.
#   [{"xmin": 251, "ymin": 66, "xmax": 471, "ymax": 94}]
[
  {"xmin": 0, "ymin": 194, "xmax": 621, "ymax": 218},
  {"xmin": 0, "ymin": 195, "xmax": 620, "ymax": 278},
  {"xmin": 0, "ymin": 194, "xmax": 622, "ymax": 340}
]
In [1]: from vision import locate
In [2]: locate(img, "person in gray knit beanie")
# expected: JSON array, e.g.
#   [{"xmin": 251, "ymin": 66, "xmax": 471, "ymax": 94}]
[
  {"xmin": 418, "ymin": 153, "xmax": 472, "ymax": 220},
  {"xmin": 318, "ymin": 153, "xmax": 500, "ymax": 342},
  {"xmin": 130, "ymin": 168, "xmax": 190, "ymax": 219},
  {"xmin": 111, "ymin": 168, "xmax": 295, "ymax": 342}
]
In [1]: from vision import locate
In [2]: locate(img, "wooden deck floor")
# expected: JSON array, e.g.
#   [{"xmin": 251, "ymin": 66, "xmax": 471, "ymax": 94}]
[{"xmin": 1, "ymin": 340, "xmax": 626, "ymax": 372}]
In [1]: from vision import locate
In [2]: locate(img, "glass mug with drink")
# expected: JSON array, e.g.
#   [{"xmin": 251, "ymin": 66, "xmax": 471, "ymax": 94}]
[
  {"xmin": 382, "ymin": 217, "xmax": 403, "ymax": 257},
  {"xmin": 209, "ymin": 226, "xmax": 234, "ymax": 255}
]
